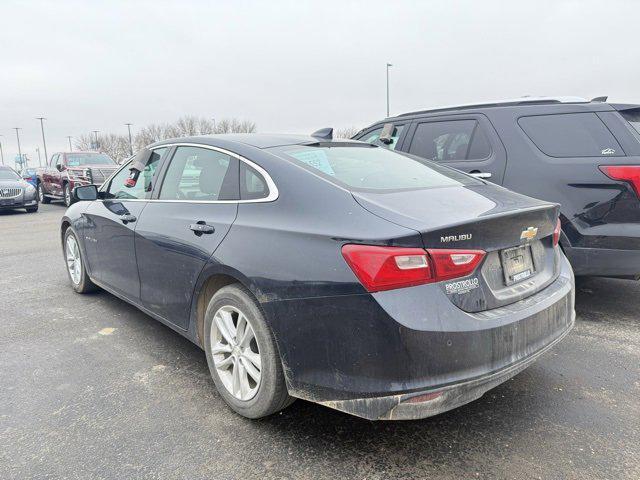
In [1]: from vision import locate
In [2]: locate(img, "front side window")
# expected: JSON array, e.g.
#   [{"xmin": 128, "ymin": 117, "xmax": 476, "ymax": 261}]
[
  {"xmin": 408, "ymin": 120, "xmax": 491, "ymax": 162},
  {"xmin": 274, "ymin": 145, "xmax": 479, "ymax": 192},
  {"xmin": 359, "ymin": 124, "xmax": 404, "ymax": 150},
  {"xmin": 49, "ymin": 154, "xmax": 58, "ymax": 167},
  {"xmin": 104, "ymin": 148, "xmax": 166, "ymax": 200},
  {"xmin": 159, "ymin": 147, "xmax": 238, "ymax": 201},
  {"xmin": 519, "ymin": 113, "xmax": 624, "ymax": 157}
]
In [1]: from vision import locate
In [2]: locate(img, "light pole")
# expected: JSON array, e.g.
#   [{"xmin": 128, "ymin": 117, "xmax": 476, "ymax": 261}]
[
  {"xmin": 36, "ymin": 117, "xmax": 48, "ymax": 164},
  {"xmin": 92, "ymin": 130, "xmax": 99, "ymax": 150},
  {"xmin": 386, "ymin": 63, "xmax": 393, "ymax": 118},
  {"xmin": 36, "ymin": 146, "xmax": 41, "ymax": 166},
  {"xmin": 14, "ymin": 127, "xmax": 23, "ymax": 168},
  {"xmin": 0, "ymin": 135, "xmax": 4, "ymax": 165},
  {"xmin": 67, "ymin": 136, "xmax": 73, "ymax": 151},
  {"xmin": 125, "ymin": 123, "xmax": 133, "ymax": 155}
]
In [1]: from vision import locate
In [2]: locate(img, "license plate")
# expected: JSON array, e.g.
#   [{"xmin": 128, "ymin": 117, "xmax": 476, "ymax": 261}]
[
  {"xmin": 501, "ymin": 245, "xmax": 535, "ymax": 285},
  {"xmin": 0, "ymin": 199, "xmax": 13, "ymax": 206}
]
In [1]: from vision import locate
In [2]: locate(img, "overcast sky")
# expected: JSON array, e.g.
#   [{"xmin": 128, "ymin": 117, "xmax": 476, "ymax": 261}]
[{"xmin": 1, "ymin": 0, "xmax": 638, "ymax": 166}]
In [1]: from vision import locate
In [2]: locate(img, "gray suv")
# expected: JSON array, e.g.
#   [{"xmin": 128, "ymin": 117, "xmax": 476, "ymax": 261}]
[{"xmin": 356, "ymin": 96, "xmax": 640, "ymax": 279}]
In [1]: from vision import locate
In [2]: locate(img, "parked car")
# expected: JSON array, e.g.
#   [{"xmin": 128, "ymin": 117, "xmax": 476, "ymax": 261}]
[
  {"xmin": 355, "ymin": 96, "xmax": 640, "ymax": 279},
  {"xmin": 61, "ymin": 134, "xmax": 574, "ymax": 420},
  {"xmin": 21, "ymin": 168, "xmax": 38, "ymax": 188},
  {"xmin": 0, "ymin": 165, "xmax": 38, "ymax": 213},
  {"xmin": 37, "ymin": 151, "xmax": 118, "ymax": 207}
]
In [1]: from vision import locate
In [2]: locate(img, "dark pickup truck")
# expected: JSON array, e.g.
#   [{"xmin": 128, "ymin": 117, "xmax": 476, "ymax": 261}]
[{"xmin": 37, "ymin": 152, "xmax": 118, "ymax": 206}]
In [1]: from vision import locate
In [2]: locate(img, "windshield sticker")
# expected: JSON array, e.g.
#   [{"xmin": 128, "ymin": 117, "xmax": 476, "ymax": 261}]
[
  {"xmin": 289, "ymin": 150, "xmax": 336, "ymax": 176},
  {"xmin": 445, "ymin": 277, "xmax": 479, "ymax": 295}
]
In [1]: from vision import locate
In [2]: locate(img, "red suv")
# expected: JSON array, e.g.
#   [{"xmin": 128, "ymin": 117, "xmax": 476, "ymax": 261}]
[{"xmin": 37, "ymin": 152, "xmax": 118, "ymax": 206}]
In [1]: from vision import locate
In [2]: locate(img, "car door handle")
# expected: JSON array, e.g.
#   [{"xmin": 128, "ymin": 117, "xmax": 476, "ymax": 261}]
[
  {"xmin": 189, "ymin": 223, "xmax": 215, "ymax": 235},
  {"xmin": 469, "ymin": 171, "xmax": 492, "ymax": 179},
  {"xmin": 119, "ymin": 213, "xmax": 137, "ymax": 223}
]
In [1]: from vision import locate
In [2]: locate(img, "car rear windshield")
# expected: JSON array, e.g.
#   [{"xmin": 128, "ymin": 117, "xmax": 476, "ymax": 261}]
[
  {"xmin": 0, "ymin": 169, "xmax": 19, "ymax": 180},
  {"xmin": 619, "ymin": 109, "xmax": 640, "ymax": 135},
  {"xmin": 273, "ymin": 144, "xmax": 479, "ymax": 192},
  {"xmin": 67, "ymin": 153, "xmax": 115, "ymax": 166}
]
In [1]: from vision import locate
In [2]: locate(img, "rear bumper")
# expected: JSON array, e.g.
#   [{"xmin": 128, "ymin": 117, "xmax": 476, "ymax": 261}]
[
  {"xmin": 266, "ymin": 254, "xmax": 575, "ymax": 420},
  {"xmin": 319, "ymin": 315, "xmax": 574, "ymax": 420},
  {"xmin": 564, "ymin": 245, "xmax": 640, "ymax": 278}
]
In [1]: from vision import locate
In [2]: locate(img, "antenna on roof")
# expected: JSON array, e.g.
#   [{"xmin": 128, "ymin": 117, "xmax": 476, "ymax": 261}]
[
  {"xmin": 591, "ymin": 96, "xmax": 608, "ymax": 102},
  {"xmin": 311, "ymin": 128, "xmax": 333, "ymax": 140}
]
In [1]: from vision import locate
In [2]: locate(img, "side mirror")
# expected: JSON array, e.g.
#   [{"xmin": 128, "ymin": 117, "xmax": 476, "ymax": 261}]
[
  {"xmin": 56, "ymin": 163, "xmax": 64, "ymax": 172},
  {"xmin": 73, "ymin": 185, "xmax": 98, "ymax": 202},
  {"xmin": 378, "ymin": 123, "xmax": 396, "ymax": 145}
]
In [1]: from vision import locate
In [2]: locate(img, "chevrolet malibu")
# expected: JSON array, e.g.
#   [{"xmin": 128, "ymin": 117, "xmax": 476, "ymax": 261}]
[{"xmin": 60, "ymin": 133, "xmax": 575, "ymax": 420}]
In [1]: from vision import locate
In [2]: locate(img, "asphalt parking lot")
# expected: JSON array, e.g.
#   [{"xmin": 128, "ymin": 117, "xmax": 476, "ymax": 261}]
[{"xmin": 1, "ymin": 203, "xmax": 638, "ymax": 480}]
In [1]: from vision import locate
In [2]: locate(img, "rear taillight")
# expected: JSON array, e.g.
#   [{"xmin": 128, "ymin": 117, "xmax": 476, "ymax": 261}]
[
  {"xmin": 426, "ymin": 249, "xmax": 486, "ymax": 282},
  {"xmin": 341, "ymin": 245, "xmax": 485, "ymax": 292},
  {"xmin": 553, "ymin": 218, "xmax": 561, "ymax": 247},
  {"xmin": 599, "ymin": 165, "xmax": 640, "ymax": 197}
]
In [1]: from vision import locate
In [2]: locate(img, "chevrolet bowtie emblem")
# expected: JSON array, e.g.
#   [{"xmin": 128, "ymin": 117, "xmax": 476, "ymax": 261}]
[{"xmin": 520, "ymin": 227, "xmax": 538, "ymax": 241}]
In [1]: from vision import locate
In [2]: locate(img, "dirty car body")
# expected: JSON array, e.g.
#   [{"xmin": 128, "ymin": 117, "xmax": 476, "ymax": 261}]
[{"xmin": 61, "ymin": 134, "xmax": 575, "ymax": 420}]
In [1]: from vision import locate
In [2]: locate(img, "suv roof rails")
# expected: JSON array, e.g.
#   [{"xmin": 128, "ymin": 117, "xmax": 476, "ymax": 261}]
[
  {"xmin": 396, "ymin": 96, "xmax": 591, "ymax": 117},
  {"xmin": 591, "ymin": 96, "xmax": 608, "ymax": 102}
]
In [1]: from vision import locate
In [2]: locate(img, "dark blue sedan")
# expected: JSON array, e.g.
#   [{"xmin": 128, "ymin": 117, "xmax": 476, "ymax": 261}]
[{"xmin": 60, "ymin": 133, "xmax": 575, "ymax": 420}]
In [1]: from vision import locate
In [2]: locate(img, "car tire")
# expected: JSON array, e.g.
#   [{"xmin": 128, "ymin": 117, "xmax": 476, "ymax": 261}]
[
  {"xmin": 25, "ymin": 206, "xmax": 38, "ymax": 213},
  {"xmin": 63, "ymin": 228, "xmax": 97, "ymax": 293},
  {"xmin": 204, "ymin": 284, "xmax": 294, "ymax": 419},
  {"xmin": 38, "ymin": 183, "xmax": 51, "ymax": 204},
  {"xmin": 63, "ymin": 183, "xmax": 73, "ymax": 207}
]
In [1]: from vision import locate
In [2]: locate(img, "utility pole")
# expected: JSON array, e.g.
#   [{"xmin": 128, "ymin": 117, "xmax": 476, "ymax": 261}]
[
  {"xmin": 386, "ymin": 63, "xmax": 393, "ymax": 118},
  {"xmin": 36, "ymin": 117, "xmax": 48, "ymax": 164},
  {"xmin": 14, "ymin": 127, "xmax": 23, "ymax": 168},
  {"xmin": 125, "ymin": 123, "xmax": 133, "ymax": 155},
  {"xmin": 0, "ymin": 135, "xmax": 4, "ymax": 165},
  {"xmin": 67, "ymin": 136, "xmax": 73, "ymax": 151},
  {"xmin": 92, "ymin": 130, "xmax": 99, "ymax": 150}
]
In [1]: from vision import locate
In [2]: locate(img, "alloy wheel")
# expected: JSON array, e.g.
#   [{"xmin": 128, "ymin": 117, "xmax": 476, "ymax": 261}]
[
  {"xmin": 64, "ymin": 185, "xmax": 71, "ymax": 206},
  {"xmin": 210, "ymin": 305, "xmax": 262, "ymax": 401},
  {"xmin": 65, "ymin": 235, "xmax": 82, "ymax": 285}
]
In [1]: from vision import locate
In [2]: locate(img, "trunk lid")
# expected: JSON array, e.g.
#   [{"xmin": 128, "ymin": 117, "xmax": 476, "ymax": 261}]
[{"xmin": 353, "ymin": 183, "xmax": 560, "ymax": 312}]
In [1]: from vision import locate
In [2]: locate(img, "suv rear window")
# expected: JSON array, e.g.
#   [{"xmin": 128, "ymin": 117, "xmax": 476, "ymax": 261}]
[
  {"xmin": 273, "ymin": 145, "xmax": 480, "ymax": 192},
  {"xmin": 519, "ymin": 113, "xmax": 623, "ymax": 157},
  {"xmin": 619, "ymin": 109, "xmax": 640, "ymax": 135},
  {"xmin": 408, "ymin": 120, "xmax": 491, "ymax": 162}
]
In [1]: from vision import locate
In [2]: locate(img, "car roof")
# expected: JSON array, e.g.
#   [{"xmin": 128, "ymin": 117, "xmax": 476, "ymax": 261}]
[
  {"xmin": 150, "ymin": 133, "xmax": 363, "ymax": 150},
  {"xmin": 393, "ymin": 96, "xmax": 592, "ymax": 118}
]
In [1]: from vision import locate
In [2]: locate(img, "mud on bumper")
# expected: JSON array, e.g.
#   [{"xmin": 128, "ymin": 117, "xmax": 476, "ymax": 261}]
[{"xmin": 318, "ymin": 314, "xmax": 574, "ymax": 420}]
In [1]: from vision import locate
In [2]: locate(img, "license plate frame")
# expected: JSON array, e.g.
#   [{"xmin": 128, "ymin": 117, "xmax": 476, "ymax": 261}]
[{"xmin": 501, "ymin": 245, "xmax": 535, "ymax": 286}]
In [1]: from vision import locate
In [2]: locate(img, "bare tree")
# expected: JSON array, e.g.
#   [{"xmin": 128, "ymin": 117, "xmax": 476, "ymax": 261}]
[
  {"xmin": 213, "ymin": 118, "xmax": 256, "ymax": 134},
  {"xmin": 75, "ymin": 133, "xmax": 131, "ymax": 162},
  {"xmin": 334, "ymin": 126, "xmax": 360, "ymax": 139}
]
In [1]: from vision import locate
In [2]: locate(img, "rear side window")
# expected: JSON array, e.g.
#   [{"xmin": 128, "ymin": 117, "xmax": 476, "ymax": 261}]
[
  {"xmin": 159, "ymin": 146, "xmax": 239, "ymax": 201},
  {"xmin": 274, "ymin": 145, "xmax": 480, "ymax": 192},
  {"xmin": 240, "ymin": 162, "xmax": 269, "ymax": 200},
  {"xmin": 519, "ymin": 113, "xmax": 623, "ymax": 157},
  {"xmin": 408, "ymin": 120, "xmax": 491, "ymax": 162},
  {"xmin": 359, "ymin": 124, "xmax": 404, "ymax": 150}
]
